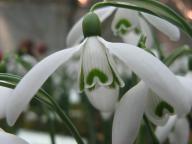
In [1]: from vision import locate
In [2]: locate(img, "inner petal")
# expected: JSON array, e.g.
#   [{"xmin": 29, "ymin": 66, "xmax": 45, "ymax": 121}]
[
  {"xmin": 111, "ymin": 8, "xmax": 139, "ymax": 36},
  {"xmin": 82, "ymin": 37, "xmax": 114, "ymax": 88},
  {"xmin": 145, "ymin": 90, "xmax": 173, "ymax": 126}
]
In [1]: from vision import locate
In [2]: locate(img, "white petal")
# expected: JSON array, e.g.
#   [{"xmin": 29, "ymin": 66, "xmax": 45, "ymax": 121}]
[
  {"xmin": 81, "ymin": 37, "xmax": 114, "ymax": 88},
  {"xmin": 169, "ymin": 118, "xmax": 189, "ymax": 144},
  {"xmin": 155, "ymin": 115, "xmax": 177, "ymax": 143},
  {"xmin": 112, "ymin": 82, "xmax": 148, "ymax": 144},
  {"xmin": 176, "ymin": 76, "xmax": 192, "ymax": 106},
  {"xmin": 121, "ymin": 31, "xmax": 140, "ymax": 46},
  {"xmin": 142, "ymin": 13, "xmax": 180, "ymax": 41},
  {"xmin": 145, "ymin": 90, "xmax": 170, "ymax": 126},
  {"xmin": 66, "ymin": 7, "xmax": 116, "ymax": 47},
  {"xmin": 6, "ymin": 46, "xmax": 80, "ymax": 126},
  {"xmin": 85, "ymin": 85, "xmax": 119, "ymax": 112},
  {"xmin": 0, "ymin": 86, "xmax": 13, "ymax": 119},
  {"xmin": 111, "ymin": 8, "xmax": 139, "ymax": 36},
  {"xmin": 102, "ymin": 39, "xmax": 190, "ymax": 116},
  {"xmin": 0, "ymin": 130, "xmax": 29, "ymax": 144}
]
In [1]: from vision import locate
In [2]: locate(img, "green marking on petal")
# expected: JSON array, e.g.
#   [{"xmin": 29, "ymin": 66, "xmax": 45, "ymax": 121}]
[
  {"xmin": 115, "ymin": 19, "xmax": 132, "ymax": 35},
  {"xmin": 86, "ymin": 68, "xmax": 108, "ymax": 85},
  {"xmin": 155, "ymin": 101, "xmax": 174, "ymax": 117}
]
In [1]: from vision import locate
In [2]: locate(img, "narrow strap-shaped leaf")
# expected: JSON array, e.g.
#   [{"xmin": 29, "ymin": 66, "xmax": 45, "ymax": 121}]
[{"xmin": 0, "ymin": 73, "xmax": 85, "ymax": 144}]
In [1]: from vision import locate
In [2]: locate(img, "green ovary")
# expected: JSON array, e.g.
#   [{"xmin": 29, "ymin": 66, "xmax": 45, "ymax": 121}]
[
  {"xmin": 86, "ymin": 68, "xmax": 108, "ymax": 86},
  {"xmin": 155, "ymin": 101, "xmax": 174, "ymax": 117}
]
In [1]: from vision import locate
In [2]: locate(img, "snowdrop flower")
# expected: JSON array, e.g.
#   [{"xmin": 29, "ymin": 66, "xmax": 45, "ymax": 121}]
[
  {"xmin": 0, "ymin": 128, "xmax": 29, "ymax": 144},
  {"xmin": 112, "ymin": 76, "xmax": 192, "ymax": 144},
  {"xmin": 67, "ymin": 6, "xmax": 180, "ymax": 47},
  {"xmin": 4, "ymin": 12, "xmax": 189, "ymax": 128},
  {"xmin": 155, "ymin": 115, "xmax": 189, "ymax": 144}
]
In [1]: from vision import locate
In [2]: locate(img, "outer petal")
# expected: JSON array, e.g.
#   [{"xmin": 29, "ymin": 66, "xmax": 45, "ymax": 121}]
[
  {"xmin": 6, "ymin": 46, "xmax": 80, "ymax": 126},
  {"xmin": 169, "ymin": 118, "xmax": 189, "ymax": 144},
  {"xmin": 155, "ymin": 115, "xmax": 177, "ymax": 143},
  {"xmin": 142, "ymin": 13, "xmax": 180, "ymax": 41},
  {"xmin": 176, "ymin": 76, "xmax": 192, "ymax": 106},
  {"xmin": 111, "ymin": 8, "xmax": 139, "ymax": 36},
  {"xmin": 0, "ymin": 86, "xmax": 13, "ymax": 119},
  {"xmin": 66, "ymin": 7, "xmax": 116, "ymax": 47},
  {"xmin": 0, "ymin": 130, "xmax": 29, "ymax": 144},
  {"xmin": 101, "ymin": 38, "xmax": 190, "ymax": 116},
  {"xmin": 112, "ymin": 82, "xmax": 148, "ymax": 144}
]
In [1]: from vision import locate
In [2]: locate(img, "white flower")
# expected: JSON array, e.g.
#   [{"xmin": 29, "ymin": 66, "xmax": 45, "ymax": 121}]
[
  {"xmin": 112, "ymin": 76, "xmax": 192, "ymax": 144},
  {"xmin": 2, "ymin": 13, "xmax": 189, "ymax": 132},
  {"xmin": 155, "ymin": 115, "xmax": 189, "ymax": 144},
  {"xmin": 67, "ymin": 7, "xmax": 180, "ymax": 48},
  {"xmin": 0, "ymin": 128, "xmax": 29, "ymax": 144}
]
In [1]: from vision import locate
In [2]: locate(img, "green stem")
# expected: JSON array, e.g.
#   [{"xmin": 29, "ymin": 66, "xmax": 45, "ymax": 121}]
[
  {"xmin": 103, "ymin": 120, "xmax": 112, "ymax": 144},
  {"xmin": 143, "ymin": 115, "xmax": 159, "ymax": 144},
  {"xmin": 0, "ymin": 74, "xmax": 85, "ymax": 144},
  {"xmin": 163, "ymin": 45, "xmax": 192, "ymax": 66},
  {"xmin": 48, "ymin": 112, "xmax": 56, "ymax": 144},
  {"xmin": 90, "ymin": 1, "xmax": 192, "ymax": 38},
  {"xmin": 82, "ymin": 94, "xmax": 97, "ymax": 144}
]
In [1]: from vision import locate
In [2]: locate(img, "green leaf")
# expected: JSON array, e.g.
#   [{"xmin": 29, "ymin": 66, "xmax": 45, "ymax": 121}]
[{"xmin": 0, "ymin": 73, "xmax": 85, "ymax": 144}]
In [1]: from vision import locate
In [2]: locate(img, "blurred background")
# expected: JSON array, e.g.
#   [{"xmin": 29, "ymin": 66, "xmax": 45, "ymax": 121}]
[{"xmin": 0, "ymin": 0, "xmax": 191, "ymax": 144}]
